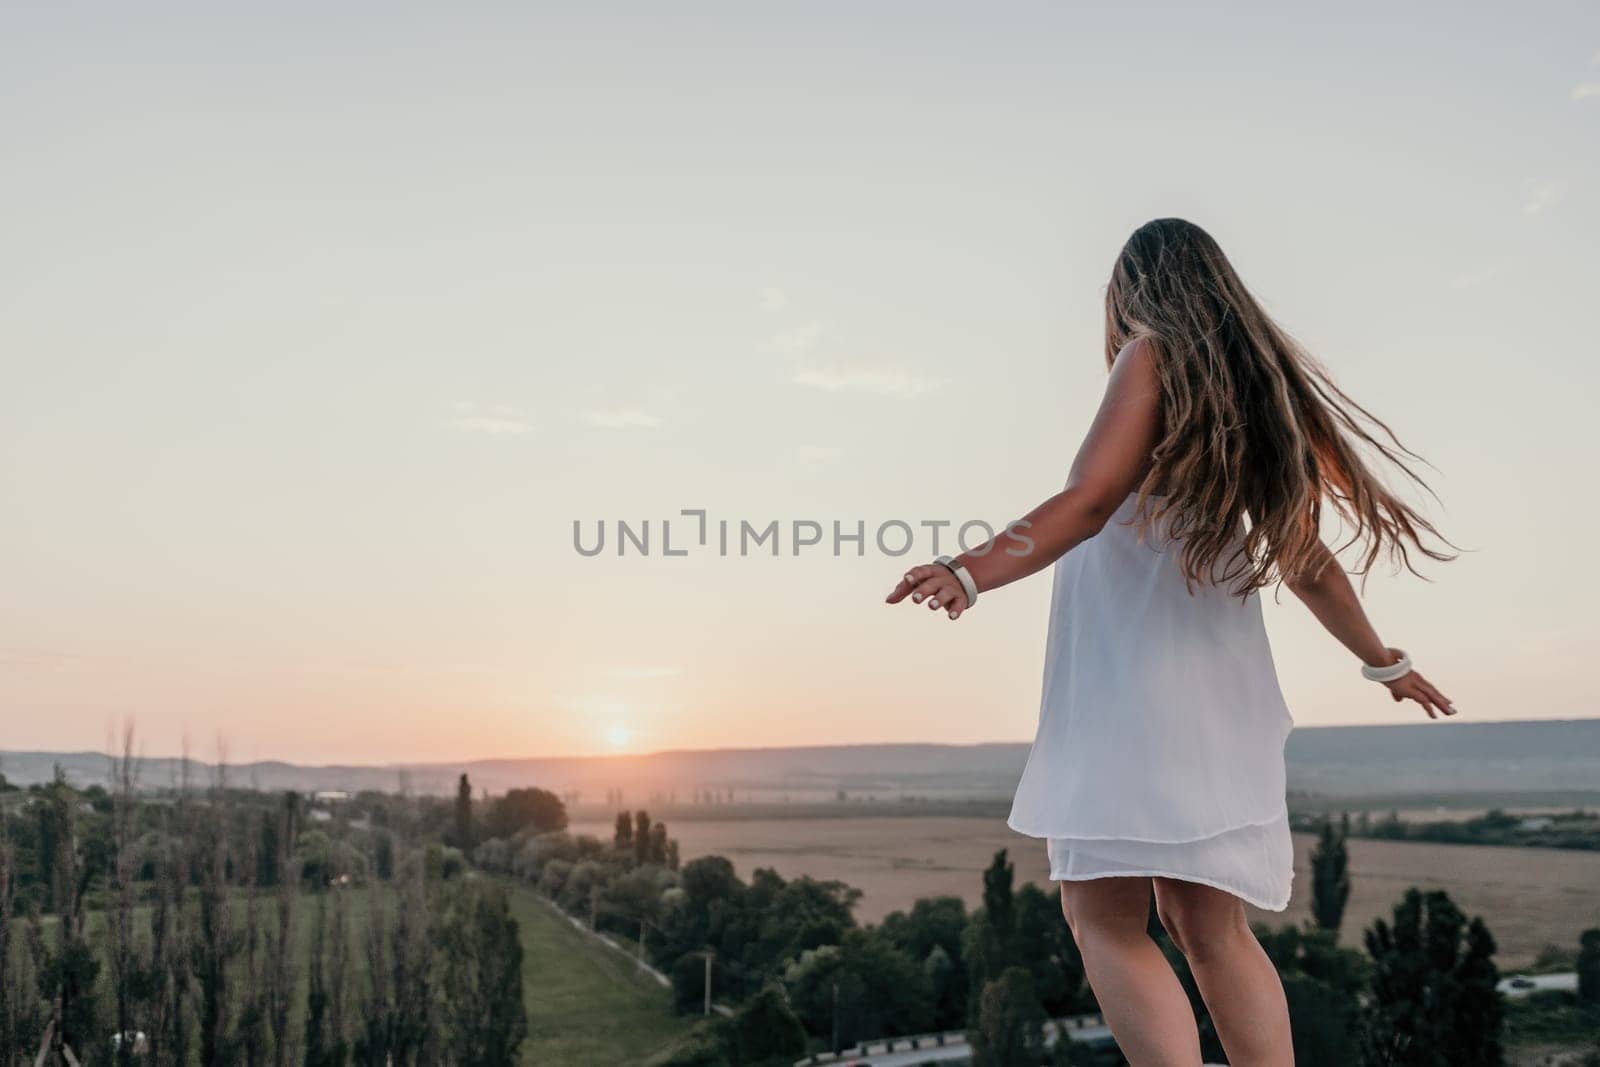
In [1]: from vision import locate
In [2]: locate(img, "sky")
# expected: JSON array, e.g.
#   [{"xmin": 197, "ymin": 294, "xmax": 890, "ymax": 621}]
[{"xmin": 2, "ymin": 2, "xmax": 1598, "ymax": 764}]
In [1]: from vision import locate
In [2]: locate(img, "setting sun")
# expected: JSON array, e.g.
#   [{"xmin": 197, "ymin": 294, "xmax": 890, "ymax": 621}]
[{"xmin": 606, "ymin": 724, "xmax": 632, "ymax": 749}]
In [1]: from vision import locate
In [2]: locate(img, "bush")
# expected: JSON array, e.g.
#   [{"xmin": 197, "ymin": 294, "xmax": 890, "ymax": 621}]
[
  {"xmin": 556, "ymin": 859, "xmax": 610, "ymax": 914},
  {"xmin": 671, "ymin": 952, "xmax": 712, "ymax": 1016},
  {"xmin": 728, "ymin": 985, "xmax": 807, "ymax": 1067},
  {"xmin": 422, "ymin": 841, "xmax": 465, "ymax": 880},
  {"xmin": 783, "ymin": 930, "xmax": 933, "ymax": 1046},
  {"xmin": 473, "ymin": 836, "xmax": 513, "ymax": 873},
  {"xmin": 1362, "ymin": 889, "xmax": 1503, "ymax": 1066},
  {"xmin": 537, "ymin": 858, "xmax": 573, "ymax": 898}
]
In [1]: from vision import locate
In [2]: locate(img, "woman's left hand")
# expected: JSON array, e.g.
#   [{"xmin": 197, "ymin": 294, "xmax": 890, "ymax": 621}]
[
  {"xmin": 886, "ymin": 563, "xmax": 970, "ymax": 620},
  {"xmin": 1384, "ymin": 670, "xmax": 1458, "ymax": 719}
]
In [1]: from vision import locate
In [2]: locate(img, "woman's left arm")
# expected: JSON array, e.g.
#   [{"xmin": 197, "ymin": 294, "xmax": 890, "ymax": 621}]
[{"xmin": 886, "ymin": 338, "xmax": 1162, "ymax": 619}]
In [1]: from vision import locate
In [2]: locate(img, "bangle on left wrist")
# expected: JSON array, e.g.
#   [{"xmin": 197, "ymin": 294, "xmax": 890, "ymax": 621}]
[
  {"xmin": 1361, "ymin": 648, "xmax": 1412, "ymax": 683},
  {"xmin": 935, "ymin": 555, "xmax": 979, "ymax": 608}
]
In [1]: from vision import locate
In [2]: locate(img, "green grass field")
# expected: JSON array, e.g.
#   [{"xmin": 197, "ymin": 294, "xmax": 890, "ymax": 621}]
[{"xmin": 509, "ymin": 883, "xmax": 696, "ymax": 1065}]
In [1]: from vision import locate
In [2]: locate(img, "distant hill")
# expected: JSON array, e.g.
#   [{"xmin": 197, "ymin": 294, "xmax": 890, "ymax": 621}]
[{"xmin": 4, "ymin": 719, "xmax": 1598, "ymax": 806}]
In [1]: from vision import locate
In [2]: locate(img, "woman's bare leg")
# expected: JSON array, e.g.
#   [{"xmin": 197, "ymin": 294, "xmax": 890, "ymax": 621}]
[
  {"xmin": 1152, "ymin": 877, "xmax": 1294, "ymax": 1066},
  {"xmin": 1059, "ymin": 877, "xmax": 1203, "ymax": 1066}
]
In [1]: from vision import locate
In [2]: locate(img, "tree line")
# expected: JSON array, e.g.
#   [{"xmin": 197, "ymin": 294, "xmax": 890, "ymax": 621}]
[
  {"xmin": 1324, "ymin": 806, "xmax": 1600, "ymax": 852},
  {"xmin": 0, "ymin": 744, "xmax": 532, "ymax": 1066},
  {"xmin": 5, "ymin": 750, "xmax": 1595, "ymax": 1066}
]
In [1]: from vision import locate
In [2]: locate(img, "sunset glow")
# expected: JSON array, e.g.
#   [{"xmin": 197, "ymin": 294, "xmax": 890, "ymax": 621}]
[{"xmin": 2, "ymin": 7, "xmax": 1596, "ymax": 764}]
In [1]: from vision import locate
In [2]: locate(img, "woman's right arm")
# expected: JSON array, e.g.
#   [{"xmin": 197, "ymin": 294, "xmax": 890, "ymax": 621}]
[
  {"xmin": 1286, "ymin": 542, "xmax": 1457, "ymax": 719},
  {"xmin": 885, "ymin": 337, "xmax": 1161, "ymax": 617}
]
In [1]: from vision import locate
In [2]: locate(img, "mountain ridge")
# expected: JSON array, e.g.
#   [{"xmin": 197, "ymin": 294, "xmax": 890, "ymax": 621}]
[{"xmin": 4, "ymin": 718, "xmax": 1597, "ymax": 801}]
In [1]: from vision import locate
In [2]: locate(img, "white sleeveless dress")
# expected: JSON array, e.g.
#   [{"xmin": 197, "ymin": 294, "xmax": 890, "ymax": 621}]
[{"xmin": 1006, "ymin": 493, "xmax": 1296, "ymax": 911}]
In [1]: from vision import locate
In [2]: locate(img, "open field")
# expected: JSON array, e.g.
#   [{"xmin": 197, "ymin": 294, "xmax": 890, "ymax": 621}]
[
  {"xmin": 572, "ymin": 815, "xmax": 1600, "ymax": 969},
  {"xmin": 510, "ymin": 883, "xmax": 695, "ymax": 1065},
  {"xmin": 565, "ymin": 791, "xmax": 1600, "ymax": 826}
]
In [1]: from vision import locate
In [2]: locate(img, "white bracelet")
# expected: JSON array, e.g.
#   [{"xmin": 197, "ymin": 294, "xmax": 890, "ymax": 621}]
[
  {"xmin": 935, "ymin": 555, "xmax": 979, "ymax": 608},
  {"xmin": 1361, "ymin": 648, "xmax": 1413, "ymax": 683}
]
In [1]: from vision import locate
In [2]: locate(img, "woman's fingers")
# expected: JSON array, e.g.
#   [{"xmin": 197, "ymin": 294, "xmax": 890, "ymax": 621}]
[
  {"xmin": 899, "ymin": 570, "xmax": 956, "ymax": 608},
  {"xmin": 1420, "ymin": 676, "xmax": 1457, "ymax": 715},
  {"xmin": 943, "ymin": 586, "xmax": 969, "ymax": 616},
  {"xmin": 1400, "ymin": 681, "xmax": 1433, "ymax": 718},
  {"xmin": 901, "ymin": 574, "xmax": 969, "ymax": 613},
  {"xmin": 1386, "ymin": 677, "xmax": 1437, "ymax": 719},
  {"xmin": 922, "ymin": 578, "xmax": 963, "ymax": 610},
  {"xmin": 1400, "ymin": 672, "xmax": 1457, "ymax": 718},
  {"xmin": 886, "ymin": 563, "xmax": 969, "ymax": 619},
  {"xmin": 886, "ymin": 564, "xmax": 940, "ymax": 603}
]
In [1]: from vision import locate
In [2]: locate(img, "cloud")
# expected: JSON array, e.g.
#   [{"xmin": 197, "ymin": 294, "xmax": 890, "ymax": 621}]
[
  {"xmin": 581, "ymin": 407, "xmax": 663, "ymax": 429},
  {"xmin": 767, "ymin": 317, "xmax": 945, "ymax": 399},
  {"xmin": 445, "ymin": 401, "xmax": 532, "ymax": 436},
  {"xmin": 1521, "ymin": 181, "xmax": 1561, "ymax": 215},
  {"xmin": 791, "ymin": 363, "xmax": 948, "ymax": 397},
  {"xmin": 1572, "ymin": 81, "xmax": 1600, "ymax": 100},
  {"xmin": 759, "ymin": 287, "xmax": 788, "ymax": 312}
]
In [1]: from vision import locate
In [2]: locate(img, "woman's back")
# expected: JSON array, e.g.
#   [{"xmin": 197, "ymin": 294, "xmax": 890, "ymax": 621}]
[{"xmin": 1006, "ymin": 492, "xmax": 1297, "ymax": 908}]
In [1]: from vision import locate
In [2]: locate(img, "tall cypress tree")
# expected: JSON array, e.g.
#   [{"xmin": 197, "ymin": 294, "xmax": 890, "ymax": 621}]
[
  {"xmin": 632, "ymin": 811, "xmax": 652, "ymax": 866},
  {"xmin": 452, "ymin": 774, "xmax": 474, "ymax": 850},
  {"xmin": 965, "ymin": 850, "xmax": 1018, "ymax": 1023},
  {"xmin": 1310, "ymin": 816, "xmax": 1351, "ymax": 936}
]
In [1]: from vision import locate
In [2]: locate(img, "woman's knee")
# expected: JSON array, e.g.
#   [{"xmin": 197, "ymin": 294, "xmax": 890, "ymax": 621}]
[
  {"xmin": 1153, "ymin": 881, "xmax": 1250, "ymax": 964},
  {"xmin": 1061, "ymin": 877, "xmax": 1151, "ymax": 948}
]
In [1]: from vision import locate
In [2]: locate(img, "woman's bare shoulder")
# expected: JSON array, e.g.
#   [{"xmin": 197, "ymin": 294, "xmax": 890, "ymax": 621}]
[{"xmin": 1107, "ymin": 336, "xmax": 1161, "ymax": 398}]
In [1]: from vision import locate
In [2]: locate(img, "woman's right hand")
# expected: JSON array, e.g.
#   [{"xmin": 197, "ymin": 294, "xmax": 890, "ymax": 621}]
[
  {"xmin": 885, "ymin": 563, "xmax": 970, "ymax": 620},
  {"xmin": 1384, "ymin": 670, "xmax": 1457, "ymax": 719}
]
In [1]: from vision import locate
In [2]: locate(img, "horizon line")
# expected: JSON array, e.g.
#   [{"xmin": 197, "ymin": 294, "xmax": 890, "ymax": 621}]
[{"xmin": 0, "ymin": 715, "xmax": 1591, "ymax": 772}]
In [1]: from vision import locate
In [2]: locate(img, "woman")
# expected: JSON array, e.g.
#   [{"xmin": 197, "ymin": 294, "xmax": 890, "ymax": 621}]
[{"xmin": 886, "ymin": 218, "xmax": 1456, "ymax": 1065}]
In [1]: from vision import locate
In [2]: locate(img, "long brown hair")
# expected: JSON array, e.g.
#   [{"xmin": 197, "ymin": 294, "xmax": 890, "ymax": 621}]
[{"xmin": 1105, "ymin": 218, "xmax": 1452, "ymax": 595}]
